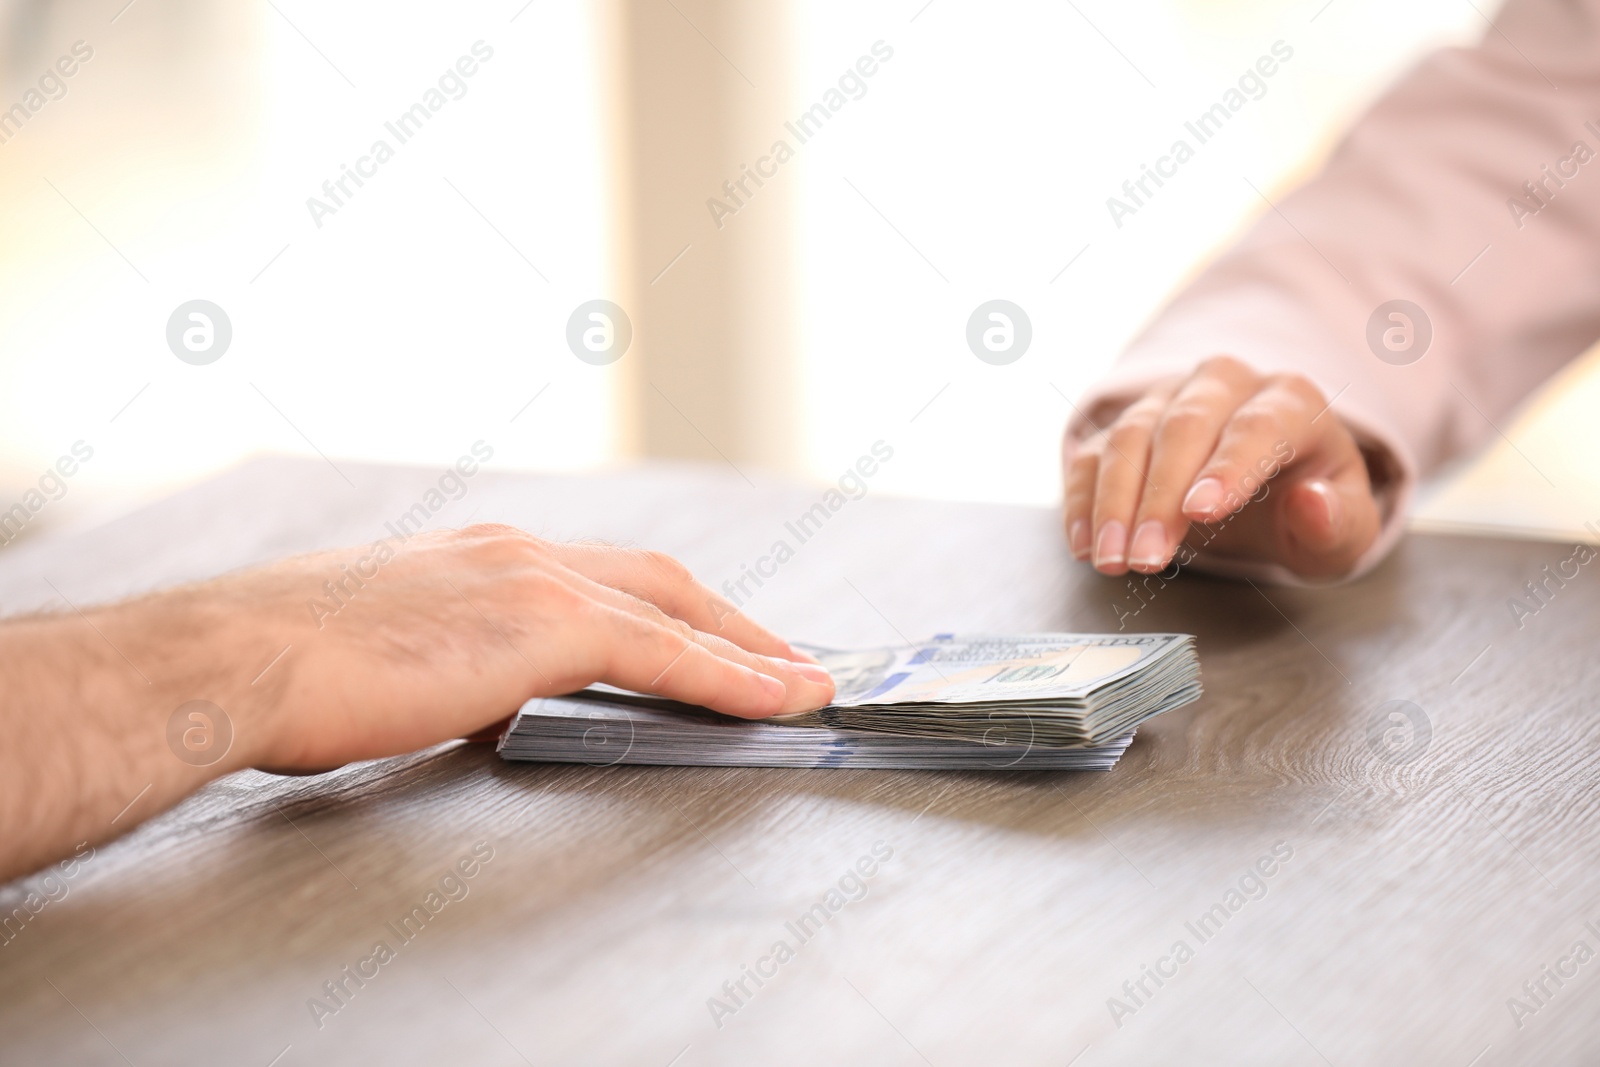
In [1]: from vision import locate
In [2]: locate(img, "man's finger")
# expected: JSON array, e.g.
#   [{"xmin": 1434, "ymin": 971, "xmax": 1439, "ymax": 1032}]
[
  {"xmin": 558, "ymin": 567, "xmax": 835, "ymax": 715},
  {"xmin": 542, "ymin": 542, "xmax": 811, "ymax": 663},
  {"xmin": 588, "ymin": 606, "xmax": 824, "ymax": 719}
]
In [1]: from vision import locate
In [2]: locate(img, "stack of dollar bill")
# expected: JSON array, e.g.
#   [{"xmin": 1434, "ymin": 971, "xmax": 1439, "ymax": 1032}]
[{"xmin": 497, "ymin": 633, "xmax": 1199, "ymax": 771}]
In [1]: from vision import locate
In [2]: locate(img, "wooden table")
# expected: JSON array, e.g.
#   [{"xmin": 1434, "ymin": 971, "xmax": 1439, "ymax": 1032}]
[{"xmin": 2, "ymin": 456, "xmax": 1597, "ymax": 1066}]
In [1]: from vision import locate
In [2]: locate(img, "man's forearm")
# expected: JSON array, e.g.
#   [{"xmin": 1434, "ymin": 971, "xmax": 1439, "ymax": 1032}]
[{"xmin": 0, "ymin": 593, "xmax": 282, "ymax": 883}]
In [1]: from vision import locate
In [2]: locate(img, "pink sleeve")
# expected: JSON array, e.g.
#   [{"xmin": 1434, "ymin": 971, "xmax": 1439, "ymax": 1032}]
[{"xmin": 1076, "ymin": 0, "xmax": 1600, "ymax": 584}]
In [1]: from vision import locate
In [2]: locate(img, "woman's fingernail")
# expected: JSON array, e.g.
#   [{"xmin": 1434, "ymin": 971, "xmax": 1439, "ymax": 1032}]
[
  {"xmin": 1069, "ymin": 519, "xmax": 1090, "ymax": 559},
  {"xmin": 1304, "ymin": 479, "xmax": 1341, "ymax": 530},
  {"xmin": 1093, "ymin": 520, "xmax": 1127, "ymax": 569},
  {"xmin": 1182, "ymin": 477, "xmax": 1224, "ymax": 516},
  {"xmin": 1128, "ymin": 520, "xmax": 1169, "ymax": 570},
  {"xmin": 787, "ymin": 645, "xmax": 822, "ymax": 665}
]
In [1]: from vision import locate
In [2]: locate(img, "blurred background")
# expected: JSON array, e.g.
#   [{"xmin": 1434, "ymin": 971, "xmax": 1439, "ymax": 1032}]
[{"xmin": 1, "ymin": 0, "xmax": 1594, "ymax": 543}]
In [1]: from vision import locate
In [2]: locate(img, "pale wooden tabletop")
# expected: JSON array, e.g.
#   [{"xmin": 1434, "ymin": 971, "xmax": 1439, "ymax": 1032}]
[{"xmin": 1, "ymin": 456, "xmax": 1597, "ymax": 1066}]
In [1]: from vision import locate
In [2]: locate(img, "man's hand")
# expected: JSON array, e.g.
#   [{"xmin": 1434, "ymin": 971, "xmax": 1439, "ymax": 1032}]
[
  {"xmin": 1063, "ymin": 356, "xmax": 1383, "ymax": 581},
  {"xmin": 260, "ymin": 526, "xmax": 833, "ymax": 770},
  {"xmin": 0, "ymin": 525, "xmax": 833, "ymax": 880}
]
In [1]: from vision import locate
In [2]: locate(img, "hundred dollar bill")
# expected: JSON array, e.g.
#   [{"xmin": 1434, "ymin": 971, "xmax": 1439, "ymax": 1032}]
[
  {"xmin": 497, "ymin": 695, "xmax": 1134, "ymax": 770},
  {"xmin": 497, "ymin": 632, "xmax": 1200, "ymax": 767},
  {"xmin": 784, "ymin": 632, "xmax": 1200, "ymax": 747}
]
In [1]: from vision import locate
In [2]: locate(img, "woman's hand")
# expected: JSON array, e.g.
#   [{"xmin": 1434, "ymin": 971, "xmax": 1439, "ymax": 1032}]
[{"xmin": 1063, "ymin": 356, "xmax": 1383, "ymax": 581}]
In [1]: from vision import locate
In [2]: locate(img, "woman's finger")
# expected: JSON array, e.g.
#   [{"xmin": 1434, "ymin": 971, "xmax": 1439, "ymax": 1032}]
[
  {"xmin": 1063, "ymin": 437, "xmax": 1104, "ymax": 560},
  {"xmin": 1182, "ymin": 376, "xmax": 1322, "ymax": 522},
  {"xmin": 1090, "ymin": 388, "xmax": 1174, "ymax": 574},
  {"xmin": 1180, "ymin": 375, "xmax": 1381, "ymax": 579},
  {"xmin": 1126, "ymin": 357, "xmax": 1259, "ymax": 572}
]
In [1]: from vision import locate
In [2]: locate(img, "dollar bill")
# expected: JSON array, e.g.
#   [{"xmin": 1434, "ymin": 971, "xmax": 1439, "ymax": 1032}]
[
  {"xmin": 786, "ymin": 633, "xmax": 1199, "ymax": 747},
  {"xmin": 497, "ymin": 695, "xmax": 1134, "ymax": 770},
  {"xmin": 497, "ymin": 633, "xmax": 1200, "ymax": 769}
]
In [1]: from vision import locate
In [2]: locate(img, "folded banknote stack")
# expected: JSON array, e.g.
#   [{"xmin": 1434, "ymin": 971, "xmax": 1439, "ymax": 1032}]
[{"xmin": 497, "ymin": 633, "xmax": 1199, "ymax": 771}]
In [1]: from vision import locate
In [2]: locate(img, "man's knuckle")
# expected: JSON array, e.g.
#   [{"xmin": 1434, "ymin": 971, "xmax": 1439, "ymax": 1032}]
[
  {"xmin": 457, "ymin": 524, "xmax": 540, "ymax": 561},
  {"xmin": 632, "ymin": 549, "xmax": 688, "ymax": 584},
  {"xmin": 659, "ymin": 615, "xmax": 696, "ymax": 645},
  {"xmin": 659, "ymin": 553, "xmax": 695, "ymax": 584},
  {"xmin": 519, "ymin": 568, "xmax": 579, "ymax": 607},
  {"xmin": 462, "ymin": 522, "xmax": 528, "ymax": 542}
]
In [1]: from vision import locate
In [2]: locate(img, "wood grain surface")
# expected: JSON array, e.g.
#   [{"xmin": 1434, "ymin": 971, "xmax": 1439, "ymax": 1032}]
[{"xmin": 1, "ymin": 456, "xmax": 1598, "ymax": 1066}]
